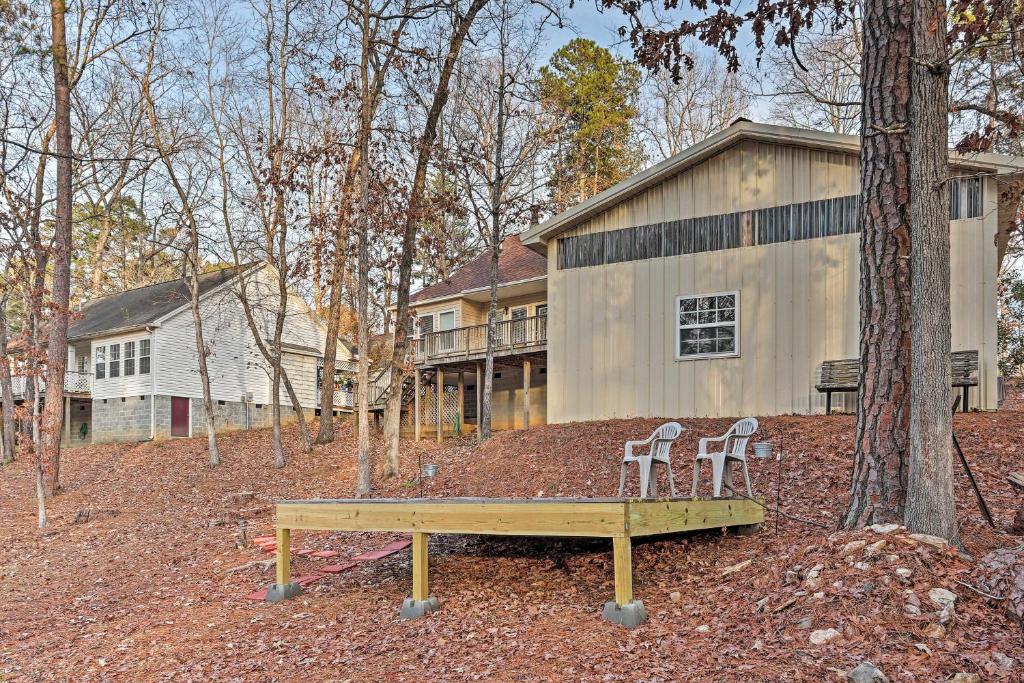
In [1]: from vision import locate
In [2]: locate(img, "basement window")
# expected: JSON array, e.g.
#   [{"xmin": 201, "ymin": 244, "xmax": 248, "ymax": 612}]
[{"xmin": 676, "ymin": 292, "xmax": 739, "ymax": 360}]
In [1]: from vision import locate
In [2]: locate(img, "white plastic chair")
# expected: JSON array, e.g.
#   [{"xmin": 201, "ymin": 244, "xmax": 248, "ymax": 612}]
[
  {"xmin": 618, "ymin": 422, "xmax": 684, "ymax": 498},
  {"xmin": 691, "ymin": 418, "xmax": 759, "ymax": 498}
]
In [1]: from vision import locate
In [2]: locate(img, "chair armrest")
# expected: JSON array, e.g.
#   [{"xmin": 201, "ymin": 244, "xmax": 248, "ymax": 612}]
[
  {"xmin": 697, "ymin": 434, "xmax": 728, "ymax": 455},
  {"xmin": 624, "ymin": 439, "xmax": 650, "ymax": 458}
]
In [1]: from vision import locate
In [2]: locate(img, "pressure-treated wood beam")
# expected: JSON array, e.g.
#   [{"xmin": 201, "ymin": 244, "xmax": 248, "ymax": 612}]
[
  {"xmin": 275, "ymin": 527, "xmax": 291, "ymax": 585},
  {"xmin": 277, "ymin": 500, "xmax": 630, "ymax": 537},
  {"xmin": 412, "ymin": 532, "xmax": 429, "ymax": 601},
  {"xmin": 612, "ymin": 536, "xmax": 633, "ymax": 606}
]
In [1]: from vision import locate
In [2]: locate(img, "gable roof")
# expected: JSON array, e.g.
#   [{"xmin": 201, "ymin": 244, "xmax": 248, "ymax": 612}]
[
  {"xmin": 521, "ymin": 119, "xmax": 1024, "ymax": 252},
  {"xmin": 68, "ymin": 265, "xmax": 250, "ymax": 340},
  {"xmin": 410, "ymin": 234, "xmax": 547, "ymax": 305}
]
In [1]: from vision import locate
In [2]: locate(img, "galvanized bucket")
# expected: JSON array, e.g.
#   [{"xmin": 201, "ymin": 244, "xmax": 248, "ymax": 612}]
[
  {"xmin": 422, "ymin": 463, "xmax": 439, "ymax": 478},
  {"xmin": 752, "ymin": 442, "xmax": 773, "ymax": 459}
]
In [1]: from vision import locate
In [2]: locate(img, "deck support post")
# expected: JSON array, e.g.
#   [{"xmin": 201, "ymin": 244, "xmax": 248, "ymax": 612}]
[
  {"xmin": 602, "ymin": 535, "xmax": 646, "ymax": 628},
  {"xmin": 266, "ymin": 527, "xmax": 302, "ymax": 602},
  {"xmin": 414, "ymin": 368, "xmax": 421, "ymax": 442},
  {"xmin": 436, "ymin": 367, "xmax": 444, "ymax": 442},
  {"xmin": 522, "ymin": 360, "xmax": 531, "ymax": 428},
  {"xmin": 457, "ymin": 371, "xmax": 465, "ymax": 435},
  {"xmin": 475, "ymin": 363, "xmax": 482, "ymax": 443},
  {"xmin": 400, "ymin": 531, "xmax": 439, "ymax": 618}
]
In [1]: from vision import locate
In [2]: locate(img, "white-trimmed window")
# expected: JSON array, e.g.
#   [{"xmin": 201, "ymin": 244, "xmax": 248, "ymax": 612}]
[
  {"xmin": 109, "ymin": 343, "xmax": 121, "ymax": 378},
  {"xmin": 139, "ymin": 339, "xmax": 151, "ymax": 375},
  {"xmin": 124, "ymin": 341, "xmax": 136, "ymax": 376},
  {"xmin": 676, "ymin": 292, "xmax": 739, "ymax": 359},
  {"xmin": 95, "ymin": 346, "xmax": 106, "ymax": 379}
]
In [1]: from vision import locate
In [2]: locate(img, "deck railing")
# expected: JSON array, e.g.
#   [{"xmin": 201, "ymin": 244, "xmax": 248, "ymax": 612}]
[
  {"xmin": 415, "ymin": 314, "xmax": 547, "ymax": 363},
  {"xmin": 10, "ymin": 370, "xmax": 92, "ymax": 399}
]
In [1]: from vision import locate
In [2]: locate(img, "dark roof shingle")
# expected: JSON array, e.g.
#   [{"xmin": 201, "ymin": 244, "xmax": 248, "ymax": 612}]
[
  {"xmin": 68, "ymin": 265, "xmax": 249, "ymax": 340},
  {"xmin": 410, "ymin": 234, "xmax": 546, "ymax": 303}
]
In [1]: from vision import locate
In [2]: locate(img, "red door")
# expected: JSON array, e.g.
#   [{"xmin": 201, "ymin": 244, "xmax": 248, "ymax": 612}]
[{"xmin": 171, "ymin": 397, "xmax": 189, "ymax": 437}]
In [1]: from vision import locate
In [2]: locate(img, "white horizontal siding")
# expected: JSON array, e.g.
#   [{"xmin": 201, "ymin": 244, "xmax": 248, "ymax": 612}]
[
  {"xmin": 89, "ymin": 331, "xmax": 155, "ymax": 400},
  {"xmin": 278, "ymin": 351, "xmax": 318, "ymax": 410},
  {"xmin": 152, "ymin": 266, "xmax": 335, "ymax": 407}
]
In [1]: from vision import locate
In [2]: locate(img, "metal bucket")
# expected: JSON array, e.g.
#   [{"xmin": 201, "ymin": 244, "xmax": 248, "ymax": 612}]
[
  {"xmin": 422, "ymin": 464, "xmax": 439, "ymax": 478},
  {"xmin": 752, "ymin": 442, "xmax": 773, "ymax": 459}
]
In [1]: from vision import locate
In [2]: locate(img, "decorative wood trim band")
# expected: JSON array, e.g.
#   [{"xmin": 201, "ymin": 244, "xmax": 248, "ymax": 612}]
[{"xmin": 557, "ymin": 194, "xmax": 860, "ymax": 270}]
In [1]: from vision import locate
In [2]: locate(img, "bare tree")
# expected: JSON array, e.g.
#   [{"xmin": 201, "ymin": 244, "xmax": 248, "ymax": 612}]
[
  {"xmin": 380, "ymin": 0, "xmax": 490, "ymax": 481},
  {"xmin": 0, "ymin": 289, "xmax": 16, "ymax": 464},
  {"xmin": 135, "ymin": 5, "xmax": 221, "ymax": 467},
  {"xmin": 639, "ymin": 43, "xmax": 748, "ymax": 159},
  {"xmin": 451, "ymin": 0, "xmax": 551, "ymax": 440},
  {"xmin": 37, "ymin": 0, "xmax": 75, "ymax": 508},
  {"xmin": 751, "ymin": 18, "xmax": 863, "ymax": 135},
  {"xmin": 317, "ymin": 0, "xmax": 411, "ymax": 446}
]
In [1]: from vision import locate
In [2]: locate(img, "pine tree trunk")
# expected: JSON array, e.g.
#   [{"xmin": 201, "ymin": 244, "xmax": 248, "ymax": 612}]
[
  {"xmin": 904, "ymin": 0, "xmax": 959, "ymax": 543},
  {"xmin": 39, "ymin": 0, "xmax": 74, "ymax": 500},
  {"xmin": 841, "ymin": 0, "xmax": 913, "ymax": 528}
]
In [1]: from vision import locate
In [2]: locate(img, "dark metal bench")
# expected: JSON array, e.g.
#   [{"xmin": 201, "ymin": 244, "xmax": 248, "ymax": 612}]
[{"xmin": 816, "ymin": 349, "xmax": 979, "ymax": 414}]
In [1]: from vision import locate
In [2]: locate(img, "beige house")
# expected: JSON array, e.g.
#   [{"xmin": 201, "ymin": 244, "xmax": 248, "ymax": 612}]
[
  {"xmin": 521, "ymin": 121, "xmax": 1024, "ymax": 422},
  {"xmin": 407, "ymin": 235, "xmax": 548, "ymax": 436}
]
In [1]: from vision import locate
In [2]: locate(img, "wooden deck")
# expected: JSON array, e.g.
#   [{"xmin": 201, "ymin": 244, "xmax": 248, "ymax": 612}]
[{"xmin": 269, "ymin": 496, "xmax": 764, "ymax": 627}]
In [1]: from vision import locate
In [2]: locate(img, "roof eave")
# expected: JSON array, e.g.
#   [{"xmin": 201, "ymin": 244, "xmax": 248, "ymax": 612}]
[
  {"xmin": 68, "ymin": 322, "xmax": 159, "ymax": 343},
  {"xmin": 408, "ymin": 275, "xmax": 548, "ymax": 309}
]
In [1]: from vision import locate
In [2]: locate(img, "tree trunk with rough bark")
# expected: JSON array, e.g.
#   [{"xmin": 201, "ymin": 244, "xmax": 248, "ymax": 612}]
[
  {"xmin": 382, "ymin": 0, "xmax": 490, "ymax": 477},
  {"xmin": 0, "ymin": 298, "xmax": 16, "ymax": 464},
  {"xmin": 355, "ymin": 1, "xmax": 373, "ymax": 497},
  {"xmin": 841, "ymin": 0, "xmax": 914, "ymax": 529},
  {"xmin": 904, "ymin": 0, "xmax": 959, "ymax": 544},
  {"xmin": 480, "ymin": 59, "xmax": 508, "ymax": 443},
  {"xmin": 39, "ymin": 0, "xmax": 74, "ymax": 503},
  {"xmin": 189, "ymin": 262, "xmax": 220, "ymax": 468},
  {"xmin": 315, "ymin": 154, "xmax": 359, "ymax": 445}
]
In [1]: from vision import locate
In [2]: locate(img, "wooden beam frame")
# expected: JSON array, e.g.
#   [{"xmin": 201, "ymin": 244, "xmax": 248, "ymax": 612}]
[
  {"xmin": 412, "ymin": 532, "xmax": 429, "ymax": 601},
  {"xmin": 275, "ymin": 527, "xmax": 291, "ymax": 585},
  {"xmin": 271, "ymin": 496, "xmax": 764, "ymax": 625}
]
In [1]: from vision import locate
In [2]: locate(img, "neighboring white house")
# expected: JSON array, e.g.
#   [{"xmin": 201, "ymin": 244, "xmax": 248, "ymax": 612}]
[{"xmin": 9, "ymin": 264, "xmax": 355, "ymax": 445}]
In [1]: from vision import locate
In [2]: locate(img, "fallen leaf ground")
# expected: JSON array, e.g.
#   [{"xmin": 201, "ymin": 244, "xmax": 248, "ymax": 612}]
[{"xmin": 1, "ymin": 409, "xmax": 1022, "ymax": 682}]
